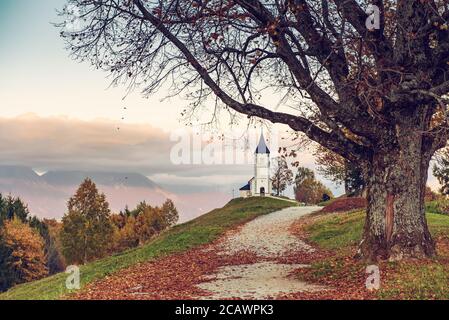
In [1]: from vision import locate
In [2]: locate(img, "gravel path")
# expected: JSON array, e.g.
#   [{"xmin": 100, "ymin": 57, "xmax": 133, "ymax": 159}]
[
  {"xmin": 197, "ymin": 206, "xmax": 326, "ymax": 299},
  {"xmin": 220, "ymin": 206, "xmax": 319, "ymax": 257}
]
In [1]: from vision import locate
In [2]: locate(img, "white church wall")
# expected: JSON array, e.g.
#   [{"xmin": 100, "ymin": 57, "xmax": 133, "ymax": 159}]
[{"xmin": 254, "ymin": 152, "xmax": 271, "ymax": 195}]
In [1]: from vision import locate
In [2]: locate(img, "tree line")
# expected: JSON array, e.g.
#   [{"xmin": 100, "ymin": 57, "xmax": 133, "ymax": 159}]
[{"xmin": 0, "ymin": 178, "xmax": 178, "ymax": 292}]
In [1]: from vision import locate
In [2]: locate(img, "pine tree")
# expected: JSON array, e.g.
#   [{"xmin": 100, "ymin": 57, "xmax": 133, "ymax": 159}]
[
  {"xmin": 29, "ymin": 216, "xmax": 64, "ymax": 274},
  {"xmin": 0, "ymin": 195, "xmax": 30, "ymax": 226}
]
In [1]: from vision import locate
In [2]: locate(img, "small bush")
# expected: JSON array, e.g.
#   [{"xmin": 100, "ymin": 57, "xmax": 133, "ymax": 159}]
[
  {"xmin": 320, "ymin": 197, "xmax": 367, "ymax": 213},
  {"xmin": 424, "ymin": 186, "xmax": 438, "ymax": 202},
  {"xmin": 426, "ymin": 197, "xmax": 449, "ymax": 216},
  {"xmin": 435, "ymin": 198, "xmax": 449, "ymax": 215}
]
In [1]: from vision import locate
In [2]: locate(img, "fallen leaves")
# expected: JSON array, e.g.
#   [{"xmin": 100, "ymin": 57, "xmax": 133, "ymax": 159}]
[
  {"xmin": 319, "ymin": 197, "xmax": 367, "ymax": 213},
  {"xmin": 69, "ymin": 240, "xmax": 260, "ymax": 300},
  {"xmin": 69, "ymin": 210, "xmax": 449, "ymax": 300}
]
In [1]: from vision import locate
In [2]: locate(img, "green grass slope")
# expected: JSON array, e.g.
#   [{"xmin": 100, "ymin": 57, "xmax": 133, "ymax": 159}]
[
  {"xmin": 0, "ymin": 197, "xmax": 296, "ymax": 300},
  {"xmin": 305, "ymin": 210, "xmax": 449, "ymax": 249},
  {"xmin": 303, "ymin": 210, "xmax": 449, "ymax": 299}
]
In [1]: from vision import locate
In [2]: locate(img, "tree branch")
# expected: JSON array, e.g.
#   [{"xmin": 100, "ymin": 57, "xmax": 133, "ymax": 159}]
[{"xmin": 133, "ymin": 0, "xmax": 370, "ymax": 161}]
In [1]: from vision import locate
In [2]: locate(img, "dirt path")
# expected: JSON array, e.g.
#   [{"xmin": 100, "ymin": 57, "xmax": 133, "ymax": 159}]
[
  {"xmin": 196, "ymin": 206, "xmax": 325, "ymax": 299},
  {"xmin": 72, "ymin": 206, "xmax": 326, "ymax": 300}
]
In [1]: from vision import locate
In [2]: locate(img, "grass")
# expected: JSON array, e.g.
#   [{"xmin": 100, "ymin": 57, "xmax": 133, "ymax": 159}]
[
  {"xmin": 428, "ymin": 212, "xmax": 449, "ymax": 236},
  {"xmin": 425, "ymin": 200, "xmax": 449, "ymax": 216},
  {"xmin": 305, "ymin": 210, "xmax": 449, "ymax": 249},
  {"xmin": 426, "ymin": 200, "xmax": 441, "ymax": 214},
  {"xmin": 0, "ymin": 197, "xmax": 295, "ymax": 300},
  {"xmin": 302, "ymin": 209, "xmax": 449, "ymax": 299},
  {"xmin": 305, "ymin": 210, "xmax": 365, "ymax": 249},
  {"xmin": 378, "ymin": 261, "xmax": 449, "ymax": 299}
]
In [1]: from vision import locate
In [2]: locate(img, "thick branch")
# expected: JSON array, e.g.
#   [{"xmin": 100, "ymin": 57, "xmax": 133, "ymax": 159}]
[
  {"xmin": 334, "ymin": 0, "xmax": 393, "ymax": 62},
  {"xmin": 236, "ymin": 0, "xmax": 380, "ymax": 142},
  {"xmin": 133, "ymin": 0, "xmax": 370, "ymax": 162}
]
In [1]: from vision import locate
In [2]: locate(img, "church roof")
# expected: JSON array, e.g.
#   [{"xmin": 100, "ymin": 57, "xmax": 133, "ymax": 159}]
[
  {"xmin": 255, "ymin": 132, "xmax": 270, "ymax": 154},
  {"xmin": 239, "ymin": 177, "xmax": 254, "ymax": 190},
  {"xmin": 239, "ymin": 182, "xmax": 251, "ymax": 191}
]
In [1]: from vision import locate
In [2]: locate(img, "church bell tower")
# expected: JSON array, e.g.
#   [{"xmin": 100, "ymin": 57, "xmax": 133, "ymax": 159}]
[{"xmin": 253, "ymin": 132, "xmax": 271, "ymax": 196}]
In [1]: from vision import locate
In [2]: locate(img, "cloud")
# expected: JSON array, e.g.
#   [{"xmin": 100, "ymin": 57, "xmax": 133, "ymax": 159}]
[
  {"xmin": 0, "ymin": 114, "xmax": 316, "ymax": 194},
  {"xmin": 6, "ymin": 113, "xmax": 428, "ymax": 197},
  {"xmin": 0, "ymin": 113, "xmax": 171, "ymax": 173}
]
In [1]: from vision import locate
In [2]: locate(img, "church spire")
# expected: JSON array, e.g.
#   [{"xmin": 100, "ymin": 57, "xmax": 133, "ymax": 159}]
[{"xmin": 255, "ymin": 130, "xmax": 270, "ymax": 154}]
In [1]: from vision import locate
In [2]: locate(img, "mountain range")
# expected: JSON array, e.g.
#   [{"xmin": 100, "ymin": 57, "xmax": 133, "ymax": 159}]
[{"xmin": 0, "ymin": 166, "xmax": 230, "ymax": 222}]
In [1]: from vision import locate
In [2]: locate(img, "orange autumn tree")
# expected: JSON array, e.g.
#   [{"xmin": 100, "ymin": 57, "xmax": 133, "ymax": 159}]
[
  {"xmin": 111, "ymin": 199, "xmax": 179, "ymax": 252},
  {"xmin": 0, "ymin": 218, "xmax": 48, "ymax": 290},
  {"xmin": 294, "ymin": 167, "xmax": 333, "ymax": 204}
]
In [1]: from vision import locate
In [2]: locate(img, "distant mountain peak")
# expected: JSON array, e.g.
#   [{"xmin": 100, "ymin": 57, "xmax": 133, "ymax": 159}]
[
  {"xmin": 41, "ymin": 170, "xmax": 159, "ymax": 188},
  {"xmin": 0, "ymin": 165, "xmax": 228, "ymax": 222},
  {"xmin": 0, "ymin": 165, "xmax": 40, "ymax": 181}
]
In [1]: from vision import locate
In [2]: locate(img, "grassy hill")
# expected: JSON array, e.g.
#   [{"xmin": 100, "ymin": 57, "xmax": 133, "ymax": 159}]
[
  {"xmin": 0, "ymin": 197, "xmax": 296, "ymax": 300},
  {"xmin": 299, "ymin": 209, "xmax": 449, "ymax": 299}
]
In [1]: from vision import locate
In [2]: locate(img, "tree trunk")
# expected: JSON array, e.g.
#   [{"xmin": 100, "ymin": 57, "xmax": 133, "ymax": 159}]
[
  {"xmin": 343, "ymin": 160, "xmax": 351, "ymax": 196},
  {"xmin": 358, "ymin": 125, "xmax": 435, "ymax": 262}
]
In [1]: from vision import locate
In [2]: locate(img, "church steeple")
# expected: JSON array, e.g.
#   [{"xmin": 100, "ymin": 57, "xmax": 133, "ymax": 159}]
[
  {"xmin": 255, "ymin": 131, "xmax": 270, "ymax": 154},
  {"xmin": 239, "ymin": 130, "xmax": 271, "ymax": 197}
]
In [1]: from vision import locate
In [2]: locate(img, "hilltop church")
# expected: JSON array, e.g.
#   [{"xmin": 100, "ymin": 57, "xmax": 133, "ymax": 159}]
[{"xmin": 239, "ymin": 133, "xmax": 272, "ymax": 198}]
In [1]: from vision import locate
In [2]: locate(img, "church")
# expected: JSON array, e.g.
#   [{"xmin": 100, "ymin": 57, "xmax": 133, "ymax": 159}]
[{"xmin": 239, "ymin": 132, "xmax": 272, "ymax": 198}]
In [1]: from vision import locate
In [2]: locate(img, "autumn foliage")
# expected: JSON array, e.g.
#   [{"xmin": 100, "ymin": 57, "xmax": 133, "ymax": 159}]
[
  {"xmin": 294, "ymin": 167, "xmax": 333, "ymax": 204},
  {"xmin": 0, "ymin": 177, "xmax": 179, "ymax": 293},
  {"xmin": 59, "ymin": 178, "xmax": 179, "ymax": 265},
  {"xmin": 0, "ymin": 218, "xmax": 48, "ymax": 290},
  {"xmin": 60, "ymin": 178, "xmax": 114, "ymax": 265},
  {"xmin": 111, "ymin": 199, "xmax": 179, "ymax": 252},
  {"xmin": 0, "ymin": 195, "xmax": 63, "ymax": 292},
  {"xmin": 56, "ymin": 0, "xmax": 449, "ymax": 260}
]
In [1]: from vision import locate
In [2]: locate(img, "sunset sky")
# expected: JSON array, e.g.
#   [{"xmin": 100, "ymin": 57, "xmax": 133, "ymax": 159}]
[
  {"xmin": 0, "ymin": 0, "xmax": 182, "ymax": 126},
  {"xmin": 0, "ymin": 0, "xmax": 441, "ymax": 203}
]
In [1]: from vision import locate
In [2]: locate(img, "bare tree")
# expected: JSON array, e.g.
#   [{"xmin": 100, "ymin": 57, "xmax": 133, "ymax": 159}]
[
  {"xmin": 271, "ymin": 157, "xmax": 293, "ymax": 196},
  {"xmin": 57, "ymin": 0, "xmax": 449, "ymax": 261}
]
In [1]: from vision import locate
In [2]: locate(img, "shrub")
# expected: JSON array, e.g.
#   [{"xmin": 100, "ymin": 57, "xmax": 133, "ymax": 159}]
[
  {"xmin": 425, "ymin": 186, "xmax": 439, "ymax": 202},
  {"xmin": 436, "ymin": 198, "xmax": 449, "ymax": 215},
  {"xmin": 320, "ymin": 197, "xmax": 367, "ymax": 213},
  {"xmin": 294, "ymin": 168, "xmax": 333, "ymax": 205}
]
